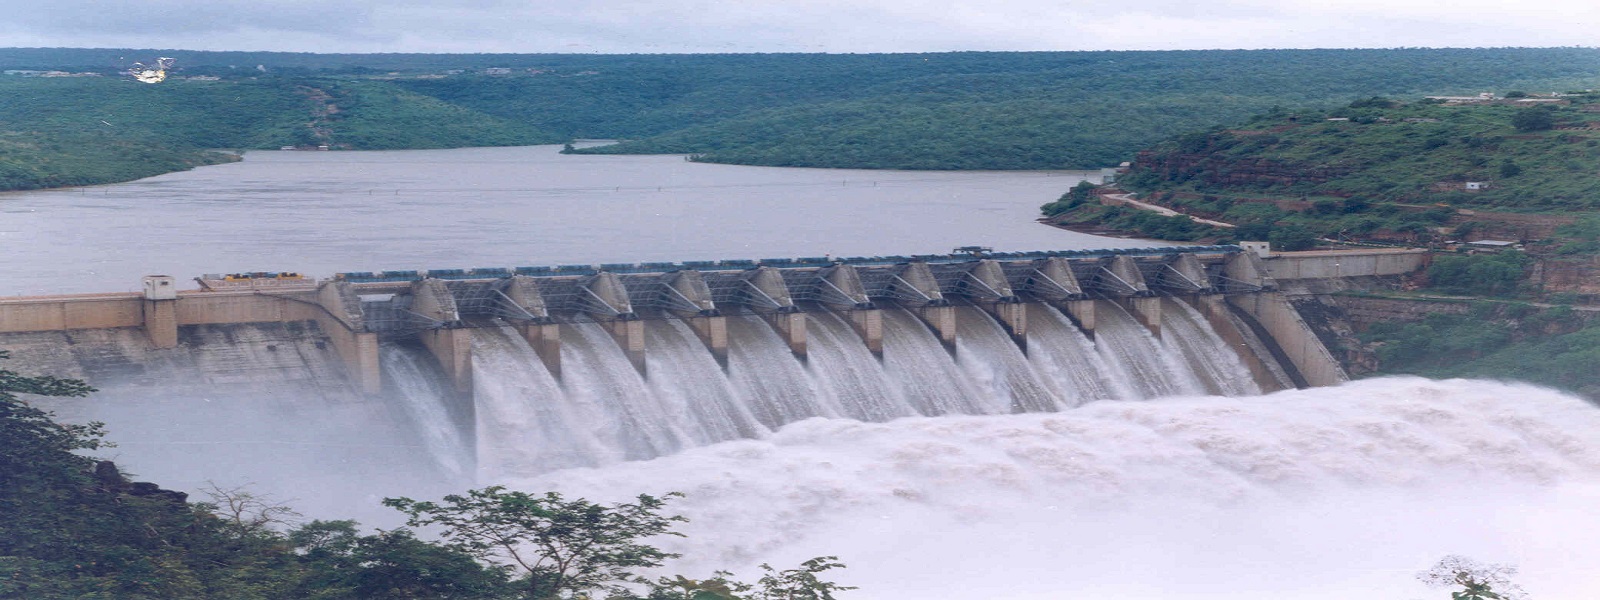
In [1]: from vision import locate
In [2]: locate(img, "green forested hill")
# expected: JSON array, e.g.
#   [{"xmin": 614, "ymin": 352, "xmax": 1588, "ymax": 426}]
[
  {"xmin": 3, "ymin": 47, "xmax": 1600, "ymax": 189},
  {"xmin": 1118, "ymin": 96, "xmax": 1600, "ymax": 209},
  {"xmin": 1042, "ymin": 96, "xmax": 1600, "ymax": 248},
  {"xmin": 0, "ymin": 77, "xmax": 559, "ymax": 190}
]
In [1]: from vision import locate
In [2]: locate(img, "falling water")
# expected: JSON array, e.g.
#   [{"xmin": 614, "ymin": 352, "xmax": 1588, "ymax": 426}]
[
  {"xmin": 643, "ymin": 317, "xmax": 766, "ymax": 444},
  {"xmin": 379, "ymin": 344, "xmax": 473, "ymax": 477},
  {"xmin": 1159, "ymin": 298, "xmax": 1263, "ymax": 396},
  {"xmin": 1091, "ymin": 300, "xmax": 1207, "ymax": 399},
  {"xmin": 470, "ymin": 325, "xmax": 600, "ymax": 477},
  {"xmin": 53, "ymin": 297, "xmax": 1298, "ymax": 520},
  {"xmin": 879, "ymin": 308, "xmax": 988, "ymax": 415},
  {"xmin": 726, "ymin": 313, "xmax": 836, "ymax": 428},
  {"xmin": 802, "ymin": 308, "xmax": 917, "ymax": 422},
  {"xmin": 952, "ymin": 305, "xmax": 1060, "ymax": 413},
  {"xmin": 1024, "ymin": 304, "xmax": 1126, "ymax": 403},
  {"xmin": 386, "ymin": 302, "xmax": 1287, "ymax": 476},
  {"xmin": 560, "ymin": 321, "xmax": 691, "ymax": 460}
]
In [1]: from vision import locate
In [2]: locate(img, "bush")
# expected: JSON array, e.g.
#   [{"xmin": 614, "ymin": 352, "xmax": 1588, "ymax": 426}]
[
  {"xmin": 1425, "ymin": 251, "xmax": 1530, "ymax": 296},
  {"xmin": 1268, "ymin": 225, "xmax": 1319, "ymax": 251},
  {"xmin": 1511, "ymin": 107, "xmax": 1555, "ymax": 131},
  {"xmin": 1039, "ymin": 181, "xmax": 1098, "ymax": 217}
]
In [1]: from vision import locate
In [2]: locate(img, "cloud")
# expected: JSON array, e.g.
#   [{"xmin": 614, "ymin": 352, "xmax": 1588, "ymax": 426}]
[{"xmin": 0, "ymin": 0, "xmax": 1595, "ymax": 53}]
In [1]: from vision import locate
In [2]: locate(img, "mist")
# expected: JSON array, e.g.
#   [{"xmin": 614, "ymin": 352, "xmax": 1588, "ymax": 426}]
[{"xmin": 509, "ymin": 378, "xmax": 1600, "ymax": 598}]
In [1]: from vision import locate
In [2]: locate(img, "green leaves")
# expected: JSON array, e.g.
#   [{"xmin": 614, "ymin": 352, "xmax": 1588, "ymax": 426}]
[
  {"xmin": 637, "ymin": 557, "xmax": 855, "ymax": 600},
  {"xmin": 1, "ymin": 352, "xmax": 852, "ymax": 600},
  {"xmin": 1510, "ymin": 106, "xmax": 1556, "ymax": 132},
  {"xmin": 385, "ymin": 486, "xmax": 687, "ymax": 599},
  {"xmin": 747, "ymin": 557, "xmax": 856, "ymax": 600},
  {"xmin": 1418, "ymin": 555, "xmax": 1526, "ymax": 600},
  {"xmin": 1426, "ymin": 252, "xmax": 1530, "ymax": 297}
]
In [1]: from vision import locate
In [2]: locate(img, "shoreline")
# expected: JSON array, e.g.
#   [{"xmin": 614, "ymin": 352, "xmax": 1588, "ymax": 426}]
[{"xmin": 1036, "ymin": 217, "xmax": 1170, "ymax": 244}]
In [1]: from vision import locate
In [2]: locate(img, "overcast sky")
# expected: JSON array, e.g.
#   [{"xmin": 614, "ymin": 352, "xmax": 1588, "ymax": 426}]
[{"xmin": 0, "ymin": 0, "xmax": 1595, "ymax": 54}]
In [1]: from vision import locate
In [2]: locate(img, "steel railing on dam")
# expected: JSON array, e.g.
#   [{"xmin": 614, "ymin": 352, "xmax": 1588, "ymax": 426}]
[
  {"xmin": 336, "ymin": 245, "xmax": 1260, "ymax": 332},
  {"xmin": 330, "ymin": 245, "xmax": 1245, "ymax": 284}
]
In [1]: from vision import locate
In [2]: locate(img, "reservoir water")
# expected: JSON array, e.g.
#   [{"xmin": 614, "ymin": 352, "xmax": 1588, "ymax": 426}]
[
  {"xmin": 7, "ymin": 147, "xmax": 1599, "ymax": 599},
  {"xmin": 0, "ymin": 145, "xmax": 1118, "ymax": 295}
]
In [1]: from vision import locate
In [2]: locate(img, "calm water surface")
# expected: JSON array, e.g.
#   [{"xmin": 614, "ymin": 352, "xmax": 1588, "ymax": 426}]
[{"xmin": 1, "ymin": 145, "xmax": 1136, "ymax": 295}]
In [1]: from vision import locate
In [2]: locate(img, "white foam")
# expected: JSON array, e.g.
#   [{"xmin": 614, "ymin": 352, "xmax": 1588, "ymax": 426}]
[{"xmin": 507, "ymin": 378, "xmax": 1600, "ymax": 599}]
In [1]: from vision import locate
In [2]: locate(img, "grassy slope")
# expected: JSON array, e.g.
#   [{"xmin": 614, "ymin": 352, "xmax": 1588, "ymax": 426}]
[
  {"xmin": 1039, "ymin": 97, "xmax": 1600, "ymax": 248},
  {"xmin": 1356, "ymin": 299, "xmax": 1600, "ymax": 398},
  {"xmin": 1125, "ymin": 99, "xmax": 1600, "ymax": 209}
]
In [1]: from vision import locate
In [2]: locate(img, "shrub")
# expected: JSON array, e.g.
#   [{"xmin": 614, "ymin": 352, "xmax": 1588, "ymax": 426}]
[{"xmin": 1425, "ymin": 251, "xmax": 1531, "ymax": 296}]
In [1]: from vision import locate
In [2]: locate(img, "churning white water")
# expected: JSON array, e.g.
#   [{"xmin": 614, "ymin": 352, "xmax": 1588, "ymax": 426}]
[
  {"xmin": 295, "ymin": 306, "xmax": 1592, "ymax": 598},
  {"xmin": 510, "ymin": 378, "xmax": 1600, "ymax": 599}
]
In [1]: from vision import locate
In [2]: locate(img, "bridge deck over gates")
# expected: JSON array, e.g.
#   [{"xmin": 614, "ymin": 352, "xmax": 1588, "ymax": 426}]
[{"xmin": 338, "ymin": 245, "xmax": 1264, "ymax": 334}]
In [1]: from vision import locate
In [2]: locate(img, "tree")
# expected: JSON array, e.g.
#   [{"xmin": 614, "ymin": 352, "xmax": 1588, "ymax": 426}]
[
  {"xmin": 290, "ymin": 520, "xmax": 514, "ymax": 600},
  {"xmin": 641, "ymin": 557, "xmax": 855, "ymax": 600},
  {"xmin": 384, "ymin": 487, "xmax": 687, "ymax": 599},
  {"xmin": 1511, "ymin": 107, "xmax": 1555, "ymax": 131},
  {"xmin": 1417, "ymin": 555, "xmax": 1527, "ymax": 600},
  {"xmin": 1268, "ymin": 225, "xmax": 1319, "ymax": 251},
  {"xmin": 742, "ymin": 557, "xmax": 856, "ymax": 600},
  {"xmin": 1426, "ymin": 251, "xmax": 1530, "ymax": 296},
  {"xmin": 0, "ymin": 349, "xmax": 100, "ymax": 463},
  {"xmin": 1039, "ymin": 180, "xmax": 1099, "ymax": 216},
  {"xmin": 201, "ymin": 482, "xmax": 304, "ymax": 538}
]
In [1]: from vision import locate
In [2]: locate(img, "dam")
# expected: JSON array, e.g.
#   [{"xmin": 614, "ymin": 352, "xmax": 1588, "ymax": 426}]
[{"xmin": 0, "ymin": 244, "xmax": 1427, "ymax": 487}]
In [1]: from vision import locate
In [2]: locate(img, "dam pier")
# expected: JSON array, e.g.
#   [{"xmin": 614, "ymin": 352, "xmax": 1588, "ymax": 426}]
[{"xmin": 1, "ymin": 246, "xmax": 1425, "ymax": 398}]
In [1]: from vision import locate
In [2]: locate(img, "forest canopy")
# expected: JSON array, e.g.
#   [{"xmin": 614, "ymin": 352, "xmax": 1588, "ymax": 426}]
[{"xmin": 4, "ymin": 47, "xmax": 1600, "ymax": 189}]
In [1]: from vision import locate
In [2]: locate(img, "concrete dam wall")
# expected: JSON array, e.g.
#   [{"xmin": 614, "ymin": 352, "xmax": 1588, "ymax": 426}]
[{"xmin": 1, "ymin": 246, "xmax": 1422, "ymax": 495}]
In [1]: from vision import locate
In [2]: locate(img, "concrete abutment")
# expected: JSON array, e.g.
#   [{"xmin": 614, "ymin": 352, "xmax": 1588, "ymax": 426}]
[
  {"xmin": 1188, "ymin": 295, "xmax": 1292, "ymax": 392},
  {"xmin": 1225, "ymin": 292, "xmax": 1347, "ymax": 388},
  {"xmin": 142, "ymin": 300, "xmax": 178, "ymax": 349},
  {"xmin": 418, "ymin": 327, "xmax": 473, "ymax": 395},
  {"xmin": 981, "ymin": 301, "xmax": 1028, "ymax": 352},
  {"xmin": 1122, "ymin": 296, "xmax": 1162, "ymax": 336},
  {"xmin": 687, "ymin": 315, "xmax": 729, "ymax": 367}
]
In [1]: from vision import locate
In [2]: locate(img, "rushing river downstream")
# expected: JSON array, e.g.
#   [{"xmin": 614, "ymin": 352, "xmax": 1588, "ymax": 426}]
[{"xmin": 7, "ymin": 147, "xmax": 1600, "ymax": 598}]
